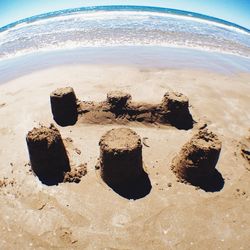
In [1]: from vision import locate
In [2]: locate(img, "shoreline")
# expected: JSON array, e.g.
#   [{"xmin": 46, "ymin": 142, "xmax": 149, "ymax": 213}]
[{"xmin": 1, "ymin": 46, "xmax": 250, "ymax": 84}]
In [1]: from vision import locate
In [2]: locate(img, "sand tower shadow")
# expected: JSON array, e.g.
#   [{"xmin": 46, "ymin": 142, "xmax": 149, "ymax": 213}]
[
  {"xmin": 98, "ymin": 128, "xmax": 152, "ymax": 200},
  {"xmin": 193, "ymin": 169, "xmax": 224, "ymax": 192},
  {"xmin": 109, "ymin": 171, "xmax": 151, "ymax": 200}
]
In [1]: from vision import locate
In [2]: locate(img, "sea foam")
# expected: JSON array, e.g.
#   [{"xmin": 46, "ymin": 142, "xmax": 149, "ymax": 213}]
[{"xmin": 0, "ymin": 6, "xmax": 249, "ymax": 60}]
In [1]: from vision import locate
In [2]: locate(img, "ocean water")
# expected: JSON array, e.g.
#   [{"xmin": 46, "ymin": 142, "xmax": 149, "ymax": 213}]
[{"xmin": 0, "ymin": 5, "xmax": 250, "ymax": 61}]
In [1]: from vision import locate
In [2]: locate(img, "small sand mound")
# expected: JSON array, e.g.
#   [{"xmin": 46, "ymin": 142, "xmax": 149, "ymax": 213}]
[
  {"xmin": 63, "ymin": 164, "xmax": 87, "ymax": 183},
  {"xmin": 26, "ymin": 124, "xmax": 70, "ymax": 185},
  {"xmin": 161, "ymin": 92, "xmax": 193, "ymax": 129},
  {"xmin": 50, "ymin": 87, "xmax": 78, "ymax": 126},
  {"xmin": 172, "ymin": 129, "xmax": 223, "ymax": 190},
  {"xmin": 98, "ymin": 128, "xmax": 151, "ymax": 199}
]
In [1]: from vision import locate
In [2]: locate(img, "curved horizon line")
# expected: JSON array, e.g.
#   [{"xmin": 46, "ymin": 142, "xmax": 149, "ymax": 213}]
[{"xmin": 0, "ymin": 5, "xmax": 250, "ymax": 34}]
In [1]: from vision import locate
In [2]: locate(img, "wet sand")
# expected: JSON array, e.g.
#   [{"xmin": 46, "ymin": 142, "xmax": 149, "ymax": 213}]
[
  {"xmin": 0, "ymin": 50, "xmax": 250, "ymax": 249},
  {"xmin": 1, "ymin": 46, "xmax": 250, "ymax": 84}
]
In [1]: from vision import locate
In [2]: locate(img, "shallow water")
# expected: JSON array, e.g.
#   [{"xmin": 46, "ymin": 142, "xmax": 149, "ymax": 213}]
[
  {"xmin": 0, "ymin": 6, "xmax": 250, "ymax": 60},
  {"xmin": 1, "ymin": 46, "xmax": 250, "ymax": 84}
]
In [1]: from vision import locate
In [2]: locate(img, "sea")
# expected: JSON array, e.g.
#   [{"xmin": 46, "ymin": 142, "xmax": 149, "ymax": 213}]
[{"xmin": 0, "ymin": 5, "xmax": 250, "ymax": 61}]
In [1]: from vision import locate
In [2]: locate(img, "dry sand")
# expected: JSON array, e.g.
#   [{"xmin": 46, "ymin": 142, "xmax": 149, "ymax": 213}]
[{"xmin": 0, "ymin": 64, "xmax": 250, "ymax": 249}]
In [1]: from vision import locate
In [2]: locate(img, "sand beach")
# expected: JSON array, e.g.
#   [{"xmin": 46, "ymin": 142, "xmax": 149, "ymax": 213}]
[{"xmin": 0, "ymin": 46, "xmax": 249, "ymax": 249}]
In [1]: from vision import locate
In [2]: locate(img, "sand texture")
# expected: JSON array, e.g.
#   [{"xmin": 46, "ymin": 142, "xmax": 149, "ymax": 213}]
[
  {"xmin": 0, "ymin": 64, "xmax": 250, "ymax": 249},
  {"xmin": 76, "ymin": 89, "xmax": 193, "ymax": 130}
]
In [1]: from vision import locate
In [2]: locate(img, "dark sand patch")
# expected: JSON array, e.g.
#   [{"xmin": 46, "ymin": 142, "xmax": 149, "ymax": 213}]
[
  {"xmin": 240, "ymin": 130, "xmax": 250, "ymax": 169},
  {"xmin": 0, "ymin": 103, "xmax": 6, "ymax": 108},
  {"xmin": 0, "ymin": 178, "xmax": 15, "ymax": 188}
]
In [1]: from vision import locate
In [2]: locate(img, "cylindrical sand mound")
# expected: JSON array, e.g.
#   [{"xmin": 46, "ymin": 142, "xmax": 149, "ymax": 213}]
[
  {"xmin": 50, "ymin": 87, "xmax": 78, "ymax": 126},
  {"xmin": 172, "ymin": 129, "xmax": 222, "ymax": 185},
  {"xmin": 107, "ymin": 91, "xmax": 131, "ymax": 113},
  {"xmin": 162, "ymin": 92, "xmax": 189, "ymax": 111},
  {"xmin": 26, "ymin": 124, "xmax": 70, "ymax": 180},
  {"xmin": 161, "ymin": 92, "xmax": 193, "ymax": 129},
  {"xmin": 99, "ymin": 128, "xmax": 144, "ymax": 187}
]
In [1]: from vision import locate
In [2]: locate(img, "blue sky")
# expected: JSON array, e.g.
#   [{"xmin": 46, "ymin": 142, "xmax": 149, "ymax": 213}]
[{"xmin": 0, "ymin": 0, "xmax": 249, "ymax": 29}]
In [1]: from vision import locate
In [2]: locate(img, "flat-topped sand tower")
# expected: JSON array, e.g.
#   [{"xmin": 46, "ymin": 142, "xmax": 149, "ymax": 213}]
[
  {"xmin": 161, "ymin": 92, "xmax": 193, "ymax": 129},
  {"xmin": 26, "ymin": 124, "xmax": 70, "ymax": 184},
  {"xmin": 98, "ymin": 128, "xmax": 151, "ymax": 199},
  {"xmin": 50, "ymin": 87, "xmax": 78, "ymax": 126},
  {"xmin": 107, "ymin": 91, "xmax": 131, "ymax": 113},
  {"xmin": 99, "ymin": 128, "xmax": 143, "ymax": 185},
  {"xmin": 172, "ymin": 129, "xmax": 222, "ymax": 190}
]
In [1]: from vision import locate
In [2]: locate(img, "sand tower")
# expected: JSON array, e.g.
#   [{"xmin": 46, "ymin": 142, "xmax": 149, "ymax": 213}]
[
  {"xmin": 161, "ymin": 92, "xmax": 193, "ymax": 129},
  {"xmin": 98, "ymin": 128, "xmax": 151, "ymax": 199},
  {"xmin": 50, "ymin": 87, "xmax": 78, "ymax": 126},
  {"xmin": 172, "ymin": 129, "xmax": 222, "ymax": 187},
  {"xmin": 107, "ymin": 91, "xmax": 131, "ymax": 114},
  {"xmin": 26, "ymin": 124, "xmax": 70, "ymax": 184}
]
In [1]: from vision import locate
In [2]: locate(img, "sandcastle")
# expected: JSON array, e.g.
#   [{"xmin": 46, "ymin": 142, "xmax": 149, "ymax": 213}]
[
  {"xmin": 98, "ymin": 128, "xmax": 151, "ymax": 199},
  {"xmin": 50, "ymin": 87, "xmax": 78, "ymax": 126},
  {"xmin": 50, "ymin": 87, "xmax": 194, "ymax": 130},
  {"xmin": 25, "ymin": 86, "xmax": 224, "ymax": 193},
  {"xmin": 171, "ymin": 129, "xmax": 222, "ymax": 187},
  {"xmin": 26, "ymin": 124, "xmax": 70, "ymax": 183}
]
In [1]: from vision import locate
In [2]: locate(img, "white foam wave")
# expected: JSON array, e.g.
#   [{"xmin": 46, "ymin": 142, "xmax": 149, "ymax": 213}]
[
  {"xmin": 2, "ymin": 11, "xmax": 249, "ymax": 36},
  {"xmin": 0, "ymin": 38, "xmax": 249, "ymax": 62},
  {"xmin": 0, "ymin": 9, "xmax": 249, "ymax": 61}
]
